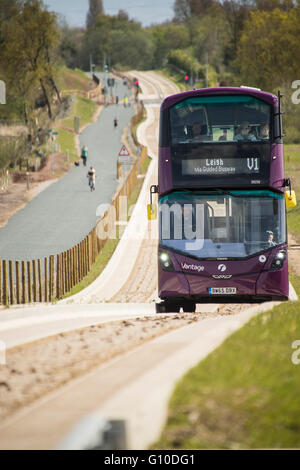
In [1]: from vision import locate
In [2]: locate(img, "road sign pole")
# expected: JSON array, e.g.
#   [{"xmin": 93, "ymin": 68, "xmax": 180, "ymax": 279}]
[{"xmin": 51, "ymin": 138, "xmax": 54, "ymax": 174}]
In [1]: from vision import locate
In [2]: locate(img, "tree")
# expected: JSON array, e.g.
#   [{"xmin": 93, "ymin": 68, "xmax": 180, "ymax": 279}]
[
  {"xmin": 237, "ymin": 7, "xmax": 300, "ymax": 90},
  {"xmin": 150, "ymin": 23, "xmax": 190, "ymax": 67},
  {"xmin": 1, "ymin": 0, "xmax": 61, "ymax": 120},
  {"xmin": 59, "ymin": 22, "xmax": 84, "ymax": 69},
  {"xmin": 174, "ymin": 0, "xmax": 219, "ymax": 21},
  {"xmin": 86, "ymin": 0, "xmax": 104, "ymax": 29},
  {"xmin": 221, "ymin": 0, "xmax": 253, "ymax": 66},
  {"xmin": 253, "ymin": 0, "xmax": 294, "ymax": 11}
]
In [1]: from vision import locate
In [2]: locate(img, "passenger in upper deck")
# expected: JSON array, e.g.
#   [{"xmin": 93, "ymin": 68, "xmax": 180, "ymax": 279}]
[
  {"xmin": 219, "ymin": 129, "xmax": 228, "ymax": 141},
  {"xmin": 258, "ymin": 123, "xmax": 269, "ymax": 140},
  {"xmin": 234, "ymin": 121, "xmax": 257, "ymax": 142},
  {"xmin": 191, "ymin": 122, "xmax": 209, "ymax": 141}
]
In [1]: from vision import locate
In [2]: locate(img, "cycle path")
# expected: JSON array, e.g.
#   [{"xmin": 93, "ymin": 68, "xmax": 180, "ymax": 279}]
[{"xmin": 0, "ymin": 75, "xmax": 134, "ymax": 261}]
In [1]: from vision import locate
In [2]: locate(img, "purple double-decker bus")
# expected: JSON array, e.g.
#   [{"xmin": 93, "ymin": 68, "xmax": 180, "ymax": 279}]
[{"xmin": 155, "ymin": 86, "xmax": 291, "ymax": 313}]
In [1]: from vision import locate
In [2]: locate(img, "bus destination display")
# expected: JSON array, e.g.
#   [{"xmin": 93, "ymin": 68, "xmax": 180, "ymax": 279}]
[{"xmin": 182, "ymin": 157, "xmax": 260, "ymax": 176}]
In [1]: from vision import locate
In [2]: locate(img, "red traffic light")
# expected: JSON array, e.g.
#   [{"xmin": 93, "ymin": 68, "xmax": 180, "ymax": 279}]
[{"xmin": 184, "ymin": 75, "xmax": 189, "ymax": 81}]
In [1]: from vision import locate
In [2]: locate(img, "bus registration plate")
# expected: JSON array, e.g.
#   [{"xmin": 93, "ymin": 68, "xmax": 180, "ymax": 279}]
[{"xmin": 209, "ymin": 287, "xmax": 236, "ymax": 295}]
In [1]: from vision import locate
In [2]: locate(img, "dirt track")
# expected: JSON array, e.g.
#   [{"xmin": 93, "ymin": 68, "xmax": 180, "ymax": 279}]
[{"xmin": 0, "ymin": 311, "xmax": 228, "ymax": 424}]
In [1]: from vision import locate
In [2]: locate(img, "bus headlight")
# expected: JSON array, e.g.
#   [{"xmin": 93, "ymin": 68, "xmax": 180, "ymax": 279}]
[
  {"xmin": 270, "ymin": 250, "xmax": 286, "ymax": 270},
  {"xmin": 159, "ymin": 251, "xmax": 174, "ymax": 271}
]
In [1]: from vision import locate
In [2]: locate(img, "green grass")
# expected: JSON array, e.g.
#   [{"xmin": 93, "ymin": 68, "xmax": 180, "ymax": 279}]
[
  {"xmin": 51, "ymin": 68, "xmax": 98, "ymax": 164},
  {"xmin": 63, "ymin": 237, "xmax": 120, "ymax": 298},
  {"xmin": 157, "ymin": 67, "xmax": 207, "ymax": 92},
  {"xmin": 57, "ymin": 66, "xmax": 91, "ymax": 93},
  {"xmin": 153, "ymin": 274, "xmax": 300, "ymax": 450},
  {"xmin": 158, "ymin": 67, "xmax": 190, "ymax": 92},
  {"xmin": 53, "ymin": 128, "xmax": 77, "ymax": 162},
  {"xmin": 285, "ymin": 144, "xmax": 300, "ymax": 242},
  {"xmin": 62, "ymin": 96, "xmax": 98, "ymax": 130},
  {"xmin": 132, "ymin": 106, "xmax": 147, "ymax": 145}
]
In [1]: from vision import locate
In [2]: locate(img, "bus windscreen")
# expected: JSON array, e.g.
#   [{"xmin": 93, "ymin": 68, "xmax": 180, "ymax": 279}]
[{"xmin": 170, "ymin": 95, "xmax": 271, "ymax": 144}]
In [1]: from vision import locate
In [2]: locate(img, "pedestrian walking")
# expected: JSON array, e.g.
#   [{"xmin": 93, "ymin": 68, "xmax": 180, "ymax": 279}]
[
  {"xmin": 123, "ymin": 96, "xmax": 128, "ymax": 108},
  {"xmin": 81, "ymin": 145, "xmax": 88, "ymax": 166},
  {"xmin": 116, "ymin": 96, "xmax": 119, "ymax": 105},
  {"xmin": 114, "ymin": 118, "xmax": 118, "ymax": 129},
  {"xmin": 87, "ymin": 166, "xmax": 96, "ymax": 191}
]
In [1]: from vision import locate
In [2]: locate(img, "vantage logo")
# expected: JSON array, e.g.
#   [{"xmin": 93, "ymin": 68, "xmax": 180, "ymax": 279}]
[{"xmin": 181, "ymin": 262, "xmax": 204, "ymax": 272}]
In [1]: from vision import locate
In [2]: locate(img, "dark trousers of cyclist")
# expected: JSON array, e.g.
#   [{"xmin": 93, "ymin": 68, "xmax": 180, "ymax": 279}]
[{"xmin": 88, "ymin": 177, "xmax": 95, "ymax": 191}]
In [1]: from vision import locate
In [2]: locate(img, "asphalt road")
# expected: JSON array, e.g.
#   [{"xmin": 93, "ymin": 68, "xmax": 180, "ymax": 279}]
[{"xmin": 0, "ymin": 75, "xmax": 134, "ymax": 261}]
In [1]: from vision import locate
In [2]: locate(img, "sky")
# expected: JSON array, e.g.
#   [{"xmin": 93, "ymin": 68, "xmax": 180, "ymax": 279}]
[{"xmin": 45, "ymin": 0, "xmax": 175, "ymax": 27}]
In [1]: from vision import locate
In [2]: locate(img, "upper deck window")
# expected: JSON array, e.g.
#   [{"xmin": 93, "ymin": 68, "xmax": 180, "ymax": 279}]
[{"xmin": 170, "ymin": 95, "xmax": 271, "ymax": 144}]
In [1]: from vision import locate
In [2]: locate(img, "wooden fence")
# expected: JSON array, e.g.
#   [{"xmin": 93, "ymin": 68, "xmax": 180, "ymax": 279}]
[
  {"xmin": 61, "ymin": 83, "xmax": 102, "ymax": 100},
  {"xmin": 0, "ymin": 144, "xmax": 149, "ymax": 306}
]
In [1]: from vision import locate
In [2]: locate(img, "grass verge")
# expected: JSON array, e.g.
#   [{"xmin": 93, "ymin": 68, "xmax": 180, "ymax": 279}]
[
  {"xmin": 153, "ymin": 273, "xmax": 300, "ymax": 450},
  {"xmin": 61, "ymin": 96, "xmax": 98, "ymax": 131},
  {"xmin": 63, "ymin": 237, "xmax": 120, "ymax": 299},
  {"xmin": 51, "ymin": 68, "xmax": 99, "ymax": 164},
  {"xmin": 158, "ymin": 67, "xmax": 189, "ymax": 92},
  {"xmin": 285, "ymin": 144, "xmax": 300, "ymax": 242}
]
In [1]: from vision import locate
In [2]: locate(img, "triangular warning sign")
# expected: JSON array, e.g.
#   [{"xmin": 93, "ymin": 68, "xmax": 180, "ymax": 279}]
[{"xmin": 118, "ymin": 145, "xmax": 130, "ymax": 157}]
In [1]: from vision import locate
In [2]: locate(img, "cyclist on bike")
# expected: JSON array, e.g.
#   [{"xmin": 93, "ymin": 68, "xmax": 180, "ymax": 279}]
[{"xmin": 87, "ymin": 166, "xmax": 96, "ymax": 191}]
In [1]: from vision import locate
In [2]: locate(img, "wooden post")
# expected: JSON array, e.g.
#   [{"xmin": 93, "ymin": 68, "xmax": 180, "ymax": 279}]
[
  {"xmin": 56, "ymin": 254, "xmax": 60, "ymax": 299},
  {"xmin": 67, "ymin": 250, "xmax": 71, "ymax": 291},
  {"xmin": 78, "ymin": 243, "xmax": 81, "ymax": 283},
  {"xmin": 81, "ymin": 240, "xmax": 84, "ymax": 279},
  {"xmin": 32, "ymin": 260, "xmax": 37, "ymax": 303},
  {"xmin": 22, "ymin": 261, "xmax": 27, "ymax": 304},
  {"xmin": 16, "ymin": 261, "xmax": 21, "ymax": 304},
  {"xmin": 92, "ymin": 229, "xmax": 96, "ymax": 263},
  {"xmin": 9, "ymin": 260, "xmax": 14, "ymax": 305},
  {"xmin": 44, "ymin": 258, "xmax": 48, "ymax": 302},
  {"xmin": 38, "ymin": 259, "xmax": 42, "ymax": 302},
  {"xmin": 49, "ymin": 255, "xmax": 54, "ymax": 301},
  {"xmin": 60, "ymin": 253, "xmax": 63, "ymax": 298},
  {"xmin": 2, "ymin": 261, "xmax": 8, "ymax": 305},
  {"xmin": 73, "ymin": 245, "xmax": 77, "ymax": 286},
  {"xmin": 84, "ymin": 237, "xmax": 88, "ymax": 276},
  {"xmin": 79, "ymin": 241, "xmax": 83, "ymax": 281},
  {"xmin": 67, "ymin": 250, "xmax": 71, "ymax": 292},
  {"xmin": 87, "ymin": 235, "xmax": 90, "ymax": 272},
  {"xmin": 64, "ymin": 250, "xmax": 68, "ymax": 292},
  {"xmin": 77, "ymin": 244, "xmax": 80, "ymax": 282},
  {"xmin": 72, "ymin": 247, "xmax": 76, "ymax": 288},
  {"xmin": 87, "ymin": 234, "xmax": 91, "ymax": 272},
  {"xmin": 59, "ymin": 253, "xmax": 63, "ymax": 297},
  {"xmin": 70, "ymin": 248, "xmax": 74, "ymax": 289},
  {"xmin": 63, "ymin": 252, "xmax": 67, "ymax": 294},
  {"xmin": 76, "ymin": 245, "xmax": 79, "ymax": 284},
  {"xmin": 0, "ymin": 260, "xmax": 2, "ymax": 305},
  {"xmin": 27, "ymin": 261, "xmax": 32, "ymax": 303}
]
